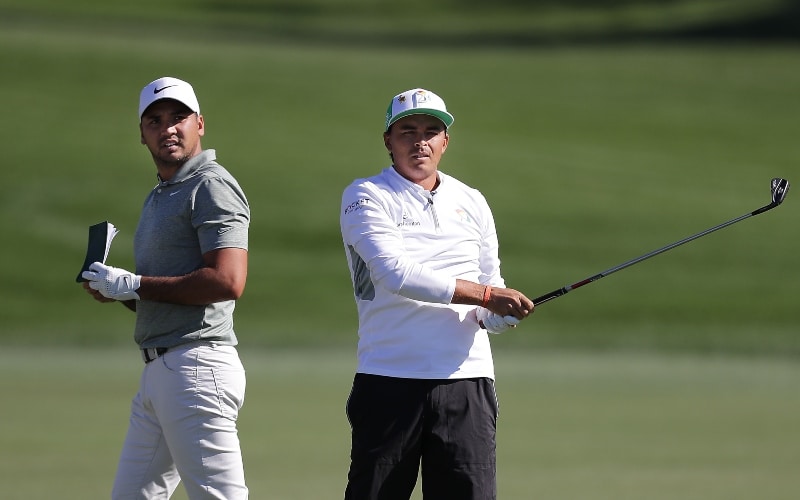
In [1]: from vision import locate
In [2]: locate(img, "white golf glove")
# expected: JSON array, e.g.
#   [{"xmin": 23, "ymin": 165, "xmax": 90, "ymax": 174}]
[
  {"xmin": 82, "ymin": 262, "xmax": 141, "ymax": 301},
  {"xmin": 477, "ymin": 308, "xmax": 520, "ymax": 334}
]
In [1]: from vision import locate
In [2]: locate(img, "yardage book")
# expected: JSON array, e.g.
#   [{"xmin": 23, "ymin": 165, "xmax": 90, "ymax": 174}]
[{"xmin": 75, "ymin": 221, "xmax": 119, "ymax": 282}]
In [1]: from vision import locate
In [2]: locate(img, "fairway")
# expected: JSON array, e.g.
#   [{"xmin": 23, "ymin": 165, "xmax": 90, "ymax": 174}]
[
  {"xmin": 0, "ymin": 2, "xmax": 798, "ymax": 498},
  {"xmin": 1, "ymin": 347, "xmax": 798, "ymax": 499},
  {"xmin": 1, "ymin": 10, "xmax": 798, "ymax": 354}
]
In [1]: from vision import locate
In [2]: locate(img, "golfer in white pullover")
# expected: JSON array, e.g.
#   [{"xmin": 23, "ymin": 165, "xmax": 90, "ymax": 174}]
[{"xmin": 340, "ymin": 88, "xmax": 534, "ymax": 500}]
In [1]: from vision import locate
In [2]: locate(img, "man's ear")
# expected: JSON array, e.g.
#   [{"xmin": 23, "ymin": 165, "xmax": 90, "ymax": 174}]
[
  {"xmin": 197, "ymin": 113, "xmax": 205, "ymax": 137},
  {"xmin": 383, "ymin": 131, "xmax": 391, "ymax": 152}
]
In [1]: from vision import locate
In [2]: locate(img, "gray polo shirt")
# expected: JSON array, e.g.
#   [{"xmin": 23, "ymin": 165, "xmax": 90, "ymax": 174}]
[{"xmin": 133, "ymin": 149, "xmax": 249, "ymax": 348}]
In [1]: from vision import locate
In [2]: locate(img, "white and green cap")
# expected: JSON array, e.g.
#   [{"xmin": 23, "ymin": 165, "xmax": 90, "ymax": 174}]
[
  {"xmin": 385, "ymin": 88, "xmax": 454, "ymax": 131},
  {"xmin": 138, "ymin": 77, "xmax": 200, "ymax": 119}
]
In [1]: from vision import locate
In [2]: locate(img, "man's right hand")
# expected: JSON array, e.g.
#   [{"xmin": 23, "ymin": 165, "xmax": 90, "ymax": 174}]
[{"xmin": 82, "ymin": 281, "xmax": 117, "ymax": 303}]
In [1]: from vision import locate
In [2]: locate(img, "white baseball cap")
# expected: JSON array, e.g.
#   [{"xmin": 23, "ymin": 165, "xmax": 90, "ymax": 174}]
[
  {"xmin": 385, "ymin": 88, "xmax": 454, "ymax": 131},
  {"xmin": 138, "ymin": 77, "xmax": 200, "ymax": 118}
]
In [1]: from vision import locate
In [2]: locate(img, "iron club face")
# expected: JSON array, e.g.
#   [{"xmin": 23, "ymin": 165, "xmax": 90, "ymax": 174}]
[{"xmin": 771, "ymin": 177, "xmax": 790, "ymax": 205}]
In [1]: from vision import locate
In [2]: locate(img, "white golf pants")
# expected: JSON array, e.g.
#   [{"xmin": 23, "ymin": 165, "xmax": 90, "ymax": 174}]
[{"xmin": 111, "ymin": 342, "xmax": 248, "ymax": 499}]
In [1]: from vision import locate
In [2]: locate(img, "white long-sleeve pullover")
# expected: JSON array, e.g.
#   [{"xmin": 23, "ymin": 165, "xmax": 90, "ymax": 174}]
[{"xmin": 340, "ymin": 166, "xmax": 505, "ymax": 379}]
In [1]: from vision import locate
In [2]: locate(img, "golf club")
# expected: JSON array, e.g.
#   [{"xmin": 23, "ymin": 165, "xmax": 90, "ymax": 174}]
[{"xmin": 533, "ymin": 177, "xmax": 790, "ymax": 306}]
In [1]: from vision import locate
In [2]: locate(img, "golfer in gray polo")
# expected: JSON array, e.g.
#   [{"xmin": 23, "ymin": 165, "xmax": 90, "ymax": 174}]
[{"xmin": 81, "ymin": 76, "xmax": 250, "ymax": 500}]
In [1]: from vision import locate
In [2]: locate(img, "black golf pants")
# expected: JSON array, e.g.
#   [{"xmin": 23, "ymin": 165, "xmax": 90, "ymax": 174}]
[{"xmin": 344, "ymin": 374, "xmax": 498, "ymax": 500}]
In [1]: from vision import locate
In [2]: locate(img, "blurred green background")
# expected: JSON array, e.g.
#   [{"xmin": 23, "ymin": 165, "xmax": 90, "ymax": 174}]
[
  {"xmin": 1, "ymin": 0, "xmax": 796, "ymax": 353},
  {"xmin": 1, "ymin": 1, "xmax": 799, "ymax": 498}
]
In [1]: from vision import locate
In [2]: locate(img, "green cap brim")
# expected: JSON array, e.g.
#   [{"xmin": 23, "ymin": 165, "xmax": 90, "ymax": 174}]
[{"xmin": 386, "ymin": 109, "xmax": 454, "ymax": 131}]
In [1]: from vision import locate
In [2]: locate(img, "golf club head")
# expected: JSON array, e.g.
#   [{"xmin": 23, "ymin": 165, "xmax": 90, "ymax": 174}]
[{"xmin": 771, "ymin": 178, "xmax": 790, "ymax": 205}]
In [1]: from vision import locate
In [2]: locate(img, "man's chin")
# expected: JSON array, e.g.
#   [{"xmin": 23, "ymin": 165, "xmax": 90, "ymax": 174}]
[
  {"xmin": 151, "ymin": 152, "xmax": 189, "ymax": 168},
  {"xmin": 158, "ymin": 150, "xmax": 188, "ymax": 163}
]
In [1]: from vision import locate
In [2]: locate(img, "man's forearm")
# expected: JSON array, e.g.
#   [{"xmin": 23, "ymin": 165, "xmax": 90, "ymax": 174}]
[{"xmin": 138, "ymin": 268, "xmax": 244, "ymax": 305}]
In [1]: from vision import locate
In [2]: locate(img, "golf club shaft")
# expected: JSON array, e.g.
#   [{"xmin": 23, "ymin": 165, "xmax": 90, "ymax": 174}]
[{"xmin": 532, "ymin": 201, "xmax": 780, "ymax": 306}]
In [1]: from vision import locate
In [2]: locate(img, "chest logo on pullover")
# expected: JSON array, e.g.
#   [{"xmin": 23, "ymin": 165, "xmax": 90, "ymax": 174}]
[
  {"xmin": 397, "ymin": 210, "xmax": 421, "ymax": 227},
  {"xmin": 455, "ymin": 208, "xmax": 473, "ymax": 223}
]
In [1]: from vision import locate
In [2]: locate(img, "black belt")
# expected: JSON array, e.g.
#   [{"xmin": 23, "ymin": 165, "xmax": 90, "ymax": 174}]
[{"xmin": 141, "ymin": 347, "xmax": 169, "ymax": 364}]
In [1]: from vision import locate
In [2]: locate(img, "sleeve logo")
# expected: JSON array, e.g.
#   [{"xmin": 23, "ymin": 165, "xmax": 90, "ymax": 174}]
[{"xmin": 344, "ymin": 198, "xmax": 370, "ymax": 215}]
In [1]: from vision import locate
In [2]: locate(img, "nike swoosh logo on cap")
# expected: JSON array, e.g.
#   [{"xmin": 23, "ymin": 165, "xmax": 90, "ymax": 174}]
[{"xmin": 154, "ymin": 85, "xmax": 178, "ymax": 94}]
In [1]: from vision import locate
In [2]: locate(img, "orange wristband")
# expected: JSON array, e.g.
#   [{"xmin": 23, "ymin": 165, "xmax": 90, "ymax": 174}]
[{"xmin": 482, "ymin": 285, "xmax": 492, "ymax": 308}]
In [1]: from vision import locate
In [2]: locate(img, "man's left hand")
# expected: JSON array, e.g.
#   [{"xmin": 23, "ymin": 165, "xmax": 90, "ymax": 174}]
[
  {"xmin": 82, "ymin": 262, "xmax": 141, "ymax": 301},
  {"xmin": 478, "ymin": 310, "xmax": 520, "ymax": 334}
]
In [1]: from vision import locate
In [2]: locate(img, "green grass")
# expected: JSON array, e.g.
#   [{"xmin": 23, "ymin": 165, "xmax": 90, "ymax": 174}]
[
  {"xmin": 1, "ymin": 0, "xmax": 789, "ymax": 43},
  {"xmin": 1, "ymin": 4, "xmax": 797, "ymax": 499},
  {"xmin": 1, "ymin": 348, "xmax": 799, "ymax": 499},
  {"xmin": 0, "ymin": 2, "xmax": 798, "ymax": 355}
]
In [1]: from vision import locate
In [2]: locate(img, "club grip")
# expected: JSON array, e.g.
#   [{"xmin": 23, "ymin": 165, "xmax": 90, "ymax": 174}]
[{"xmin": 533, "ymin": 288, "xmax": 567, "ymax": 306}]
